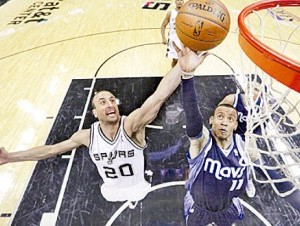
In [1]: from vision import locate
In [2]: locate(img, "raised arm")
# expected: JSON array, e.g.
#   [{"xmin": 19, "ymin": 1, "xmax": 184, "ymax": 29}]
[
  {"xmin": 182, "ymin": 76, "xmax": 209, "ymax": 159},
  {"xmin": 125, "ymin": 47, "xmax": 209, "ymax": 145},
  {"xmin": 0, "ymin": 129, "xmax": 90, "ymax": 165},
  {"xmin": 125, "ymin": 63, "xmax": 183, "ymax": 140}
]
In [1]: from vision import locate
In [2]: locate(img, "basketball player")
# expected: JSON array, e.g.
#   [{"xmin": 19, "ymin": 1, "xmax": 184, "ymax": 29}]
[
  {"xmin": 0, "ymin": 45, "xmax": 209, "ymax": 203},
  {"xmin": 218, "ymin": 75, "xmax": 264, "ymax": 198},
  {"xmin": 219, "ymin": 74, "xmax": 264, "ymax": 141},
  {"xmin": 161, "ymin": 0, "xmax": 184, "ymax": 68},
  {"xmin": 180, "ymin": 74, "xmax": 250, "ymax": 225},
  {"xmin": 219, "ymin": 75, "xmax": 300, "ymax": 212}
]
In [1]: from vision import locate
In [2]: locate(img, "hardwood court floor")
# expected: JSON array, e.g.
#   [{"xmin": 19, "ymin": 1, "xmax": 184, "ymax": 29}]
[{"xmin": 0, "ymin": 0, "xmax": 299, "ymax": 225}]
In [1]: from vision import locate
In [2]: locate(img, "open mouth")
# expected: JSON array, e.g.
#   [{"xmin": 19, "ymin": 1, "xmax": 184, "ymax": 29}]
[
  {"xmin": 106, "ymin": 110, "xmax": 115, "ymax": 116},
  {"xmin": 220, "ymin": 128, "xmax": 227, "ymax": 133}
]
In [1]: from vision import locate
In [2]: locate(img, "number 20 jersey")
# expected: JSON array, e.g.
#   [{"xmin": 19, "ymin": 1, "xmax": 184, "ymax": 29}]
[{"xmin": 89, "ymin": 116, "xmax": 147, "ymax": 189}]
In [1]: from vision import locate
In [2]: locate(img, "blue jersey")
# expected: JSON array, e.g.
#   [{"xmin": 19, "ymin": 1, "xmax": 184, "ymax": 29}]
[
  {"xmin": 233, "ymin": 92, "xmax": 263, "ymax": 140},
  {"xmin": 186, "ymin": 132, "xmax": 248, "ymax": 212}
]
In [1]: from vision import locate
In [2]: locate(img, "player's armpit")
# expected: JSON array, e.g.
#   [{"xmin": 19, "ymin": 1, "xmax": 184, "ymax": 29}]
[{"xmin": 188, "ymin": 126, "xmax": 209, "ymax": 159}]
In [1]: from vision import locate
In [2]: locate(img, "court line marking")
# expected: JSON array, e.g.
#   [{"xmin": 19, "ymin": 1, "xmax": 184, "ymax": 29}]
[
  {"xmin": 105, "ymin": 181, "xmax": 271, "ymax": 226},
  {"xmin": 8, "ymin": 159, "xmax": 39, "ymax": 225},
  {"xmin": 40, "ymin": 78, "xmax": 96, "ymax": 226},
  {"xmin": 146, "ymin": 124, "xmax": 163, "ymax": 129},
  {"xmin": 240, "ymin": 199, "xmax": 272, "ymax": 226},
  {"xmin": 105, "ymin": 181, "xmax": 185, "ymax": 226},
  {"xmin": 0, "ymin": 29, "xmax": 161, "ymax": 61}
]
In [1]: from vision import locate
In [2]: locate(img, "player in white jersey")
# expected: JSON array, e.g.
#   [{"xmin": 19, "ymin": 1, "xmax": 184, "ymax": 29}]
[
  {"xmin": 0, "ymin": 45, "xmax": 209, "ymax": 203},
  {"xmin": 89, "ymin": 116, "xmax": 150, "ymax": 202},
  {"xmin": 161, "ymin": 0, "xmax": 184, "ymax": 68}
]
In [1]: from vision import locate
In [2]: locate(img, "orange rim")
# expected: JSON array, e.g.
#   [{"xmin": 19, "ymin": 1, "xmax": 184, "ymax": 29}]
[{"xmin": 238, "ymin": 0, "xmax": 300, "ymax": 92}]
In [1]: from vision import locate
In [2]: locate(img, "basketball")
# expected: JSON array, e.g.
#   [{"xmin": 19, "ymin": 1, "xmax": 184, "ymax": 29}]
[{"xmin": 175, "ymin": 0, "xmax": 231, "ymax": 51}]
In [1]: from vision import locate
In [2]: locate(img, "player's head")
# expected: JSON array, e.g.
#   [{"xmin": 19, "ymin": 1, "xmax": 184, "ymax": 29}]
[
  {"xmin": 91, "ymin": 90, "xmax": 120, "ymax": 124},
  {"xmin": 246, "ymin": 74, "xmax": 263, "ymax": 101},
  {"xmin": 209, "ymin": 104, "xmax": 238, "ymax": 140},
  {"xmin": 175, "ymin": 0, "xmax": 184, "ymax": 9}
]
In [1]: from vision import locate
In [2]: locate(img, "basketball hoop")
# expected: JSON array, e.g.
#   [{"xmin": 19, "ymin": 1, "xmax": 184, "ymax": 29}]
[
  {"xmin": 238, "ymin": 0, "xmax": 300, "ymax": 92},
  {"xmin": 237, "ymin": 0, "xmax": 300, "ymax": 197}
]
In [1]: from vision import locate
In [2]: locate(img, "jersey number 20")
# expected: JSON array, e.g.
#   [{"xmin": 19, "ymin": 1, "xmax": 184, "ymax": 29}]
[{"xmin": 104, "ymin": 164, "xmax": 134, "ymax": 178}]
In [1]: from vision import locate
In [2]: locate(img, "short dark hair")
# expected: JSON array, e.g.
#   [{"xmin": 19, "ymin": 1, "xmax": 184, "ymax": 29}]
[
  {"xmin": 91, "ymin": 90, "xmax": 118, "ymax": 109},
  {"xmin": 214, "ymin": 103, "xmax": 238, "ymax": 120},
  {"xmin": 247, "ymin": 74, "xmax": 262, "ymax": 84},
  {"xmin": 91, "ymin": 90, "xmax": 104, "ymax": 109},
  {"xmin": 91, "ymin": 91, "xmax": 100, "ymax": 109}
]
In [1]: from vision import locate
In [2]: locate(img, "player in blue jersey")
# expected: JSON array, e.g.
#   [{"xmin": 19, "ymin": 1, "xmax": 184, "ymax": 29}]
[
  {"xmin": 219, "ymin": 75, "xmax": 300, "ymax": 212},
  {"xmin": 218, "ymin": 75, "xmax": 264, "ymax": 198},
  {"xmin": 180, "ymin": 72, "xmax": 251, "ymax": 225},
  {"xmin": 219, "ymin": 74, "xmax": 263, "ymax": 141}
]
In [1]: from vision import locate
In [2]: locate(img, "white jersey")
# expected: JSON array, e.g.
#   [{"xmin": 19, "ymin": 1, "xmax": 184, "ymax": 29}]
[
  {"xmin": 168, "ymin": 9, "xmax": 178, "ymax": 39},
  {"xmin": 166, "ymin": 9, "xmax": 182, "ymax": 59},
  {"xmin": 89, "ymin": 116, "xmax": 150, "ymax": 202}
]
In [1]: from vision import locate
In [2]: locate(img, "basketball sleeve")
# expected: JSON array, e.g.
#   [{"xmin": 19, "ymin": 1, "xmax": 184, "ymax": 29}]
[{"xmin": 182, "ymin": 78, "xmax": 203, "ymax": 139}]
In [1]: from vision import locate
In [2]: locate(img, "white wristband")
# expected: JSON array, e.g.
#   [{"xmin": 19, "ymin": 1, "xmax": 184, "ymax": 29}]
[{"xmin": 182, "ymin": 71, "xmax": 195, "ymax": 79}]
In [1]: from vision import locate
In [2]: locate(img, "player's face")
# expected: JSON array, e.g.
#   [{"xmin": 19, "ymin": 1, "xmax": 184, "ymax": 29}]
[
  {"xmin": 247, "ymin": 78, "xmax": 262, "ymax": 102},
  {"xmin": 210, "ymin": 106, "xmax": 238, "ymax": 140},
  {"xmin": 175, "ymin": 0, "xmax": 184, "ymax": 9},
  {"xmin": 252, "ymin": 82, "xmax": 262, "ymax": 101},
  {"xmin": 92, "ymin": 91, "xmax": 120, "ymax": 124}
]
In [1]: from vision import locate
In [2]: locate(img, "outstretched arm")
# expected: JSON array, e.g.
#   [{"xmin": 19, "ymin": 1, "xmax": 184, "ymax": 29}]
[
  {"xmin": 182, "ymin": 76, "xmax": 209, "ymax": 159},
  {"xmin": 0, "ymin": 129, "xmax": 90, "ymax": 165},
  {"xmin": 125, "ymin": 46, "xmax": 209, "ymax": 145}
]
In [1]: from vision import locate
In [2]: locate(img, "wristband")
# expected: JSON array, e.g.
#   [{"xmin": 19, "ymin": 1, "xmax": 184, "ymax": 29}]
[{"xmin": 181, "ymin": 71, "xmax": 195, "ymax": 80}]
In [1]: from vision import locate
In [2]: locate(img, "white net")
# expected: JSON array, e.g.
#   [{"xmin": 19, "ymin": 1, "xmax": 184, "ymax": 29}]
[{"xmin": 237, "ymin": 2, "xmax": 300, "ymax": 197}]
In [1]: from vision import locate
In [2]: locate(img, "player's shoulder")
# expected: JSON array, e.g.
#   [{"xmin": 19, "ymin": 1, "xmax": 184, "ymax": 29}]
[
  {"xmin": 72, "ymin": 129, "xmax": 91, "ymax": 147},
  {"xmin": 73, "ymin": 128, "xmax": 90, "ymax": 137}
]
